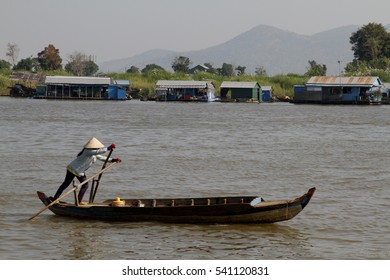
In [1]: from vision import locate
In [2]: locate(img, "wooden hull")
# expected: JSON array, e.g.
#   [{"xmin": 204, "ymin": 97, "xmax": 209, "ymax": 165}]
[{"xmin": 36, "ymin": 188, "xmax": 315, "ymax": 224}]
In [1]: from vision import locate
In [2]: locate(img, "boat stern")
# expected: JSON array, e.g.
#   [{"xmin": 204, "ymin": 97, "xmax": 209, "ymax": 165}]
[{"xmin": 37, "ymin": 191, "xmax": 50, "ymax": 206}]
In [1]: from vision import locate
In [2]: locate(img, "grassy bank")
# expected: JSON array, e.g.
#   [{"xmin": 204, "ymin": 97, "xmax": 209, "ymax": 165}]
[
  {"xmin": 105, "ymin": 71, "xmax": 307, "ymax": 99},
  {"xmin": 1, "ymin": 70, "xmax": 307, "ymax": 98},
  {"xmin": 0, "ymin": 70, "xmax": 12, "ymax": 95}
]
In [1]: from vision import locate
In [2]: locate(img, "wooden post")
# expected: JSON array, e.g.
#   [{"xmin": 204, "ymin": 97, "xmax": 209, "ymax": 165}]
[{"xmin": 90, "ymin": 148, "xmax": 114, "ymax": 203}]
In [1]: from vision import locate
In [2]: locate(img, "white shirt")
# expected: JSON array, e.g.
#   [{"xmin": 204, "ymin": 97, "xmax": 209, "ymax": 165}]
[{"xmin": 67, "ymin": 148, "xmax": 109, "ymax": 176}]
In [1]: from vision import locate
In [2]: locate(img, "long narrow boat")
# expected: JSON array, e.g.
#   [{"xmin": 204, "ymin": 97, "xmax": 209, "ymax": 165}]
[{"xmin": 36, "ymin": 188, "xmax": 315, "ymax": 224}]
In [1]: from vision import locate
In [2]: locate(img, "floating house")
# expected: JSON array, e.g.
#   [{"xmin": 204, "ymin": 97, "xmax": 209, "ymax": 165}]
[
  {"xmin": 220, "ymin": 81, "xmax": 261, "ymax": 102},
  {"xmin": 35, "ymin": 76, "xmax": 129, "ymax": 100},
  {"xmin": 261, "ymin": 86, "xmax": 274, "ymax": 102},
  {"xmin": 188, "ymin": 64, "xmax": 209, "ymax": 74},
  {"xmin": 293, "ymin": 76, "xmax": 383, "ymax": 104},
  {"xmin": 155, "ymin": 80, "xmax": 215, "ymax": 102}
]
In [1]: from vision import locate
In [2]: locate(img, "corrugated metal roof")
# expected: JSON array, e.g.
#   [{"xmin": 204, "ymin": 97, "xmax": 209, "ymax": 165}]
[
  {"xmin": 190, "ymin": 64, "xmax": 209, "ymax": 70},
  {"xmin": 45, "ymin": 76, "xmax": 112, "ymax": 85},
  {"xmin": 306, "ymin": 76, "xmax": 381, "ymax": 87},
  {"xmin": 156, "ymin": 80, "xmax": 214, "ymax": 89},
  {"xmin": 220, "ymin": 81, "xmax": 259, "ymax": 89}
]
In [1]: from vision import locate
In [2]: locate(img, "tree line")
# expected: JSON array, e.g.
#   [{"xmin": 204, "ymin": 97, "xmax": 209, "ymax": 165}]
[
  {"xmin": 126, "ymin": 59, "xmax": 255, "ymax": 77},
  {"xmin": 1, "ymin": 44, "xmax": 98, "ymax": 76},
  {"xmin": 1, "ymin": 22, "xmax": 390, "ymax": 80}
]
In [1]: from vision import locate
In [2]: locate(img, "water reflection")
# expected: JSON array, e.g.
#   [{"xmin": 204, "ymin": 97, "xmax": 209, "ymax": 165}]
[{"xmin": 57, "ymin": 221, "xmax": 313, "ymax": 260}]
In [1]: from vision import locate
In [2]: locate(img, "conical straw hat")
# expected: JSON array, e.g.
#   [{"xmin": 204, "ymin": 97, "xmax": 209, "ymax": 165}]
[{"xmin": 84, "ymin": 137, "xmax": 104, "ymax": 149}]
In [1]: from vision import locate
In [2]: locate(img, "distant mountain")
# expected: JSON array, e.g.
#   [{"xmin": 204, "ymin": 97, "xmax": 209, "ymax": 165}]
[{"xmin": 99, "ymin": 24, "xmax": 380, "ymax": 75}]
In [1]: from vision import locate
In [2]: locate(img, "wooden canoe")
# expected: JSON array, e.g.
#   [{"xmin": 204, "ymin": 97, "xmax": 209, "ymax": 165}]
[{"xmin": 36, "ymin": 187, "xmax": 315, "ymax": 224}]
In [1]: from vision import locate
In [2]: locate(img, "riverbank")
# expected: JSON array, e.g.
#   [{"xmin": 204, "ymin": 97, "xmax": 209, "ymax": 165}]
[{"xmin": 0, "ymin": 70, "xmax": 306, "ymax": 99}]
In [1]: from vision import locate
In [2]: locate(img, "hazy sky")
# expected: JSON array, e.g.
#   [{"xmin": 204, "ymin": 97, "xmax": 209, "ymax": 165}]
[{"xmin": 1, "ymin": 0, "xmax": 389, "ymax": 64}]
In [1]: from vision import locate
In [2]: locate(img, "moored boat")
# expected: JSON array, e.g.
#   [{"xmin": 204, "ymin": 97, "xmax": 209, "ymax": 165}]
[
  {"xmin": 36, "ymin": 187, "xmax": 315, "ymax": 224},
  {"xmin": 276, "ymin": 95, "xmax": 292, "ymax": 102}
]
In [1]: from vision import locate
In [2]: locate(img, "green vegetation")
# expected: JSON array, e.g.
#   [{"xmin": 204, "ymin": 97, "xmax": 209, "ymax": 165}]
[
  {"xmin": 345, "ymin": 22, "xmax": 390, "ymax": 80},
  {"xmin": 1, "ymin": 22, "xmax": 390, "ymax": 97},
  {"xmin": 305, "ymin": 60, "xmax": 327, "ymax": 76},
  {"xmin": 105, "ymin": 71, "xmax": 307, "ymax": 99},
  {"xmin": 1, "ymin": 66, "xmax": 308, "ymax": 97},
  {"xmin": 0, "ymin": 70, "xmax": 12, "ymax": 94},
  {"xmin": 171, "ymin": 56, "xmax": 191, "ymax": 73}
]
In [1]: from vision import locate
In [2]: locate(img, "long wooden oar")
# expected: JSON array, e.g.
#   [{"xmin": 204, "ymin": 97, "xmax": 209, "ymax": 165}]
[
  {"xmin": 90, "ymin": 148, "xmax": 114, "ymax": 203},
  {"xmin": 29, "ymin": 161, "xmax": 117, "ymax": 221}
]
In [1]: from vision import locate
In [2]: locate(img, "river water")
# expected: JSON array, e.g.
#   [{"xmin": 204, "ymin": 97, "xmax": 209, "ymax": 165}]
[{"xmin": 0, "ymin": 97, "xmax": 389, "ymax": 260}]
